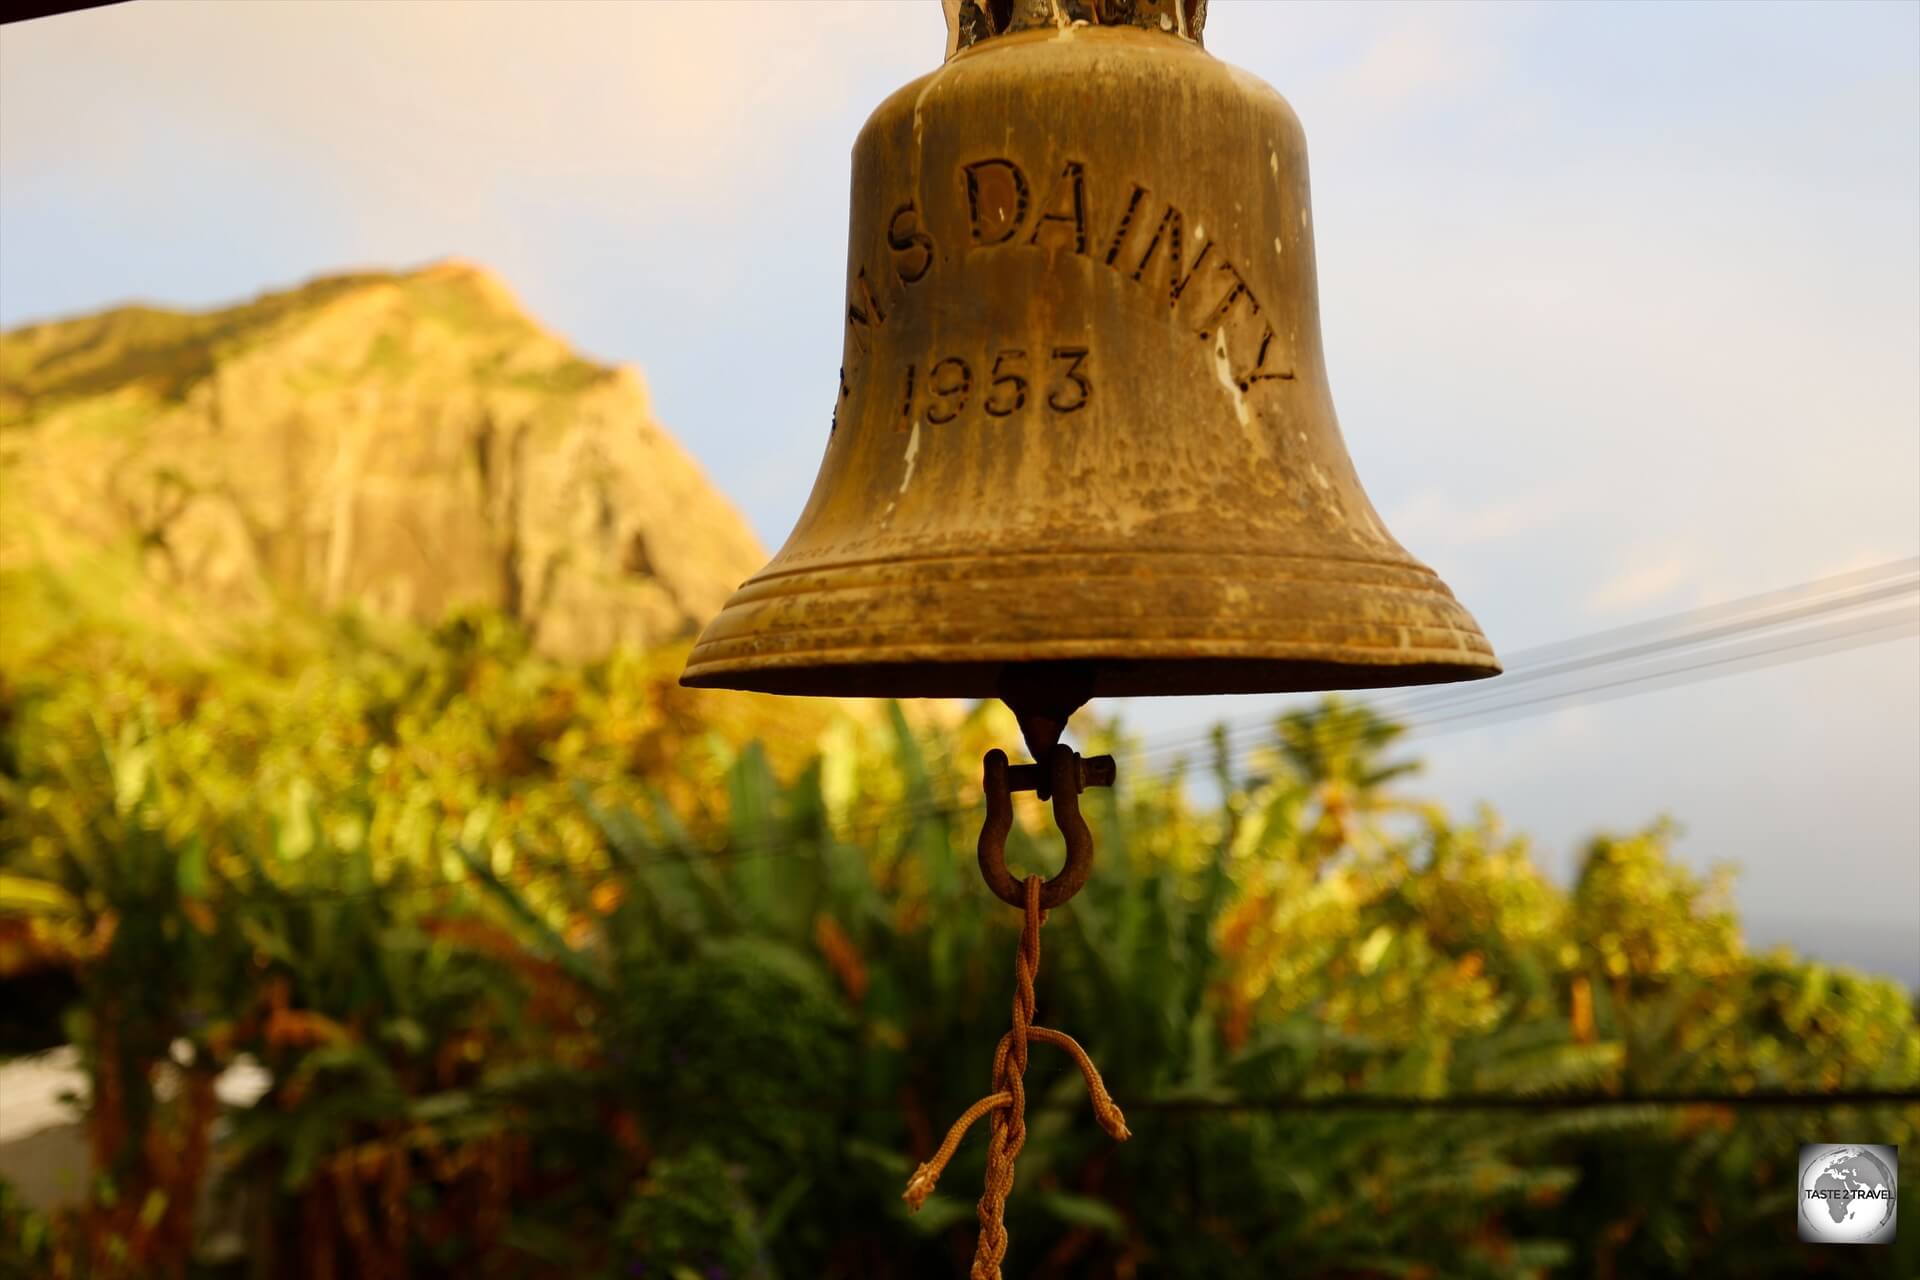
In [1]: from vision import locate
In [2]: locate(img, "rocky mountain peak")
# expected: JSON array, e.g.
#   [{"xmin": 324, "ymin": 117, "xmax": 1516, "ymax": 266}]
[{"xmin": 0, "ymin": 263, "xmax": 766, "ymax": 661}]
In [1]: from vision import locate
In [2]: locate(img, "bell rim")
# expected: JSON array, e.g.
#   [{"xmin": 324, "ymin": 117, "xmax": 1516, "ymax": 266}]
[
  {"xmin": 682, "ymin": 540, "xmax": 1498, "ymax": 698},
  {"xmin": 681, "ymin": 545, "xmax": 1499, "ymax": 700},
  {"xmin": 679, "ymin": 647, "xmax": 1500, "ymax": 701}
]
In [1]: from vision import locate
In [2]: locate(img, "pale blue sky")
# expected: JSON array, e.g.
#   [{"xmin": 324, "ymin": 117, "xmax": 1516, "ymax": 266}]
[{"xmin": 3, "ymin": 1, "xmax": 1916, "ymax": 981}]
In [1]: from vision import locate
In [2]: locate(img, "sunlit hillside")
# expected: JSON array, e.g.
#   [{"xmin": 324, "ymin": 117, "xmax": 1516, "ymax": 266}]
[{"xmin": 0, "ymin": 261, "xmax": 765, "ymax": 666}]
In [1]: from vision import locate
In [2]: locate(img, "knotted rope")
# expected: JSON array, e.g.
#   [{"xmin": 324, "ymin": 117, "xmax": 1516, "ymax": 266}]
[{"xmin": 903, "ymin": 850, "xmax": 1129, "ymax": 1277}]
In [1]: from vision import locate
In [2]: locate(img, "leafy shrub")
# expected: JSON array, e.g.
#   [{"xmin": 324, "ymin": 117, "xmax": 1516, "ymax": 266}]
[{"xmin": 1, "ymin": 613, "xmax": 1915, "ymax": 1278}]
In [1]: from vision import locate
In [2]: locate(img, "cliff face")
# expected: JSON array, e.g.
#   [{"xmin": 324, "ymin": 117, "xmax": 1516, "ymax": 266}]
[{"xmin": 0, "ymin": 262, "xmax": 765, "ymax": 660}]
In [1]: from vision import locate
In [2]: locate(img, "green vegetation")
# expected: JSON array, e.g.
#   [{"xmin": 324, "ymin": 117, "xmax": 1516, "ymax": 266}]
[{"xmin": 1, "ymin": 612, "xmax": 1916, "ymax": 1279}]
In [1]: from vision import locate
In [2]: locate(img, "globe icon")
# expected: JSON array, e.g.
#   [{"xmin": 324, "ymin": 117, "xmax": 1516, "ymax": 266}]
[{"xmin": 1799, "ymin": 1144, "xmax": 1898, "ymax": 1244}]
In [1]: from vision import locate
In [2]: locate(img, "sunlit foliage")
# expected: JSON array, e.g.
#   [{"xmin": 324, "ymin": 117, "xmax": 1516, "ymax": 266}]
[{"xmin": 1, "ymin": 613, "xmax": 1915, "ymax": 1278}]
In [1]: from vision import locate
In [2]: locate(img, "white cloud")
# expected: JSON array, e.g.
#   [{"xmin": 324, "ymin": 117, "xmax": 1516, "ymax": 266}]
[
  {"xmin": 1584, "ymin": 554, "xmax": 1697, "ymax": 616},
  {"xmin": 1333, "ymin": 7, "xmax": 1502, "ymax": 114},
  {"xmin": 1207, "ymin": 0, "xmax": 1522, "ymax": 132},
  {"xmin": 0, "ymin": 1, "xmax": 939, "ymax": 226},
  {"xmin": 1386, "ymin": 488, "xmax": 1569, "ymax": 550}
]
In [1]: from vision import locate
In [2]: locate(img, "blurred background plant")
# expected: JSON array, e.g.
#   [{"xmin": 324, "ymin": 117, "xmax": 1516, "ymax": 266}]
[{"xmin": 2, "ymin": 607, "xmax": 1914, "ymax": 1280}]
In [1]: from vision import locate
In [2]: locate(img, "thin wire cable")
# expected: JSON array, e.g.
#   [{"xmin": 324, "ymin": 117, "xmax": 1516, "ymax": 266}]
[
  {"xmin": 202, "ymin": 602, "xmax": 1912, "ymax": 901},
  {"xmin": 626, "ymin": 596, "xmax": 1918, "ymax": 871},
  {"xmin": 549, "ymin": 1087, "xmax": 1920, "ymax": 1117},
  {"xmin": 540, "ymin": 578, "xmax": 1920, "ymax": 871},
  {"xmin": 1127, "ymin": 557, "xmax": 1919, "ymax": 770},
  {"xmin": 168, "ymin": 560, "xmax": 1920, "ymax": 901},
  {"xmin": 1101, "ymin": 1087, "xmax": 1920, "ymax": 1113}
]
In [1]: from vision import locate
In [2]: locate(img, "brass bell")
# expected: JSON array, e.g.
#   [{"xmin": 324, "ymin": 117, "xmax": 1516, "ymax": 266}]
[{"xmin": 682, "ymin": 0, "xmax": 1499, "ymax": 735}]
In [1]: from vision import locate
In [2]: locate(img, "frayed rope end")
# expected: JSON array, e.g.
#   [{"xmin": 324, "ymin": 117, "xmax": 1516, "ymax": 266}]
[{"xmin": 903, "ymin": 1163, "xmax": 941, "ymax": 1212}]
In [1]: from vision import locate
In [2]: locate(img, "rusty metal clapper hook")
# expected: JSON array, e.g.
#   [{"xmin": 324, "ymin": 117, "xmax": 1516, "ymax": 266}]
[{"xmin": 976, "ymin": 743, "xmax": 1116, "ymax": 910}]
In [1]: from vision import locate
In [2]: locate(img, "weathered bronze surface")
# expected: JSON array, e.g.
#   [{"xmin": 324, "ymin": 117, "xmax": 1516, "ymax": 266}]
[{"xmin": 681, "ymin": 1, "xmax": 1499, "ymax": 703}]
